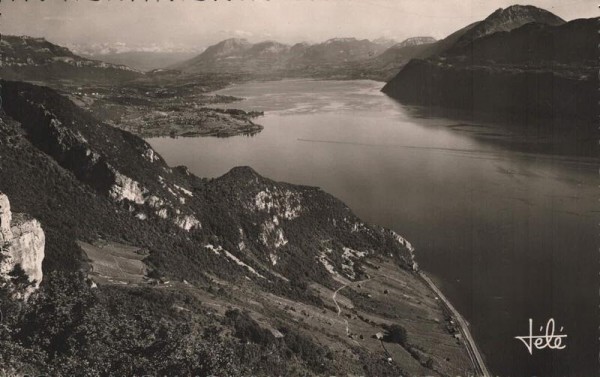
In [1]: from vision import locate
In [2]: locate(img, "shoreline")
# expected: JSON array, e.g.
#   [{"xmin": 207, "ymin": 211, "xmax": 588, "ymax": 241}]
[{"xmin": 418, "ymin": 270, "xmax": 492, "ymax": 377}]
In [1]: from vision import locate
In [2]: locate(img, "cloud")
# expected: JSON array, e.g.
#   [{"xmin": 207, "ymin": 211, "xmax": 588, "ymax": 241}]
[{"xmin": 231, "ymin": 29, "xmax": 254, "ymax": 38}]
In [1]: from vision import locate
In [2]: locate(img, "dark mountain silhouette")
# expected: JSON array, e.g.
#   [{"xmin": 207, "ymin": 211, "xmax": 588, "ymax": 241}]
[
  {"xmin": 421, "ymin": 5, "xmax": 566, "ymax": 57},
  {"xmin": 447, "ymin": 17, "xmax": 596, "ymax": 64},
  {"xmin": 382, "ymin": 6, "xmax": 596, "ymax": 147},
  {"xmin": 452, "ymin": 5, "xmax": 565, "ymax": 48}
]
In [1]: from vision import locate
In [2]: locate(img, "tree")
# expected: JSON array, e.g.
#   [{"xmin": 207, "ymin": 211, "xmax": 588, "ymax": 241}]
[{"xmin": 384, "ymin": 324, "xmax": 407, "ymax": 346}]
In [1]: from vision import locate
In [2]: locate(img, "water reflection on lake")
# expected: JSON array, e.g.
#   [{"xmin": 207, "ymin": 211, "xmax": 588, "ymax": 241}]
[{"xmin": 148, "ymin": 79, "xmax": 597, "ymax": 377}]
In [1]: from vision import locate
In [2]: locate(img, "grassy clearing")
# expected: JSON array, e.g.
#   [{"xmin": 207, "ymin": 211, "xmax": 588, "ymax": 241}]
[{"xmin": 78, "ymin": 240, "xmax": 148, "ymax": 285}]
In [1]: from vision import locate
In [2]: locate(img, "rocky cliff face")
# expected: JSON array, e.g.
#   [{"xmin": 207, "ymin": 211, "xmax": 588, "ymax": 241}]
[
  {"xmin": 0, "ymin": 194, "xmax": 11, "ymax": 243},
  {"xmin": 0, "ymin": 193, "xmax": 45, "ymax": 299},
  {"xmin": 0, "ymin": 80, "xmax": 200, "ymax": 232},
  {"xmin": 200, "ymin": 166, "xmax": 416, "ymax": 282}
]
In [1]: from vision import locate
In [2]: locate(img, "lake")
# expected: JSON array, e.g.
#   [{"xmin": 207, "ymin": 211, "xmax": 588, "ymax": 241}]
[{"xmin": 148, "ymin": 79, "xmax": 597, "ymax": 377}]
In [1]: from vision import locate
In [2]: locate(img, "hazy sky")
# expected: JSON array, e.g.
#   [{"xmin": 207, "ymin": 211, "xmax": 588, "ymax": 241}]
[{"xmin": 1, "ymin": 0, "xmax": 595, "ymax": 50}]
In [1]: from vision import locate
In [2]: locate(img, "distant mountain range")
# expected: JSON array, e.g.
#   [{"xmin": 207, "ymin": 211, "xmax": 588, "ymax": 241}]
[
  {"xmin": 67, "ymin": 42, "xmax": 201, "ymax": 71},
  {"xmin": 0, "ymin": 33, "xmax": 436, "ymax": 80},
  {"xmin": 172, "ymin": 37, "xmax": 391, "ymax": 73},
  {"xmin": 68, "ymin": 41, "xmax": 201, "ymax": 56},
  {"xmin": 382, "ymin": 5, "xmax": 597, "ymax": 138},
  {"xmin": 170, "ymin": 36, "xmax": 436, "ymax": 80},
  {"xmin": 80, "ymin": 51, "xmax": 199, "ymax": 72}
]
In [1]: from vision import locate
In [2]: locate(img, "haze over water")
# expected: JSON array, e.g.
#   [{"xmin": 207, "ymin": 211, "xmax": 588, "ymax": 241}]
[{"xmin": 148, "ymin": 79, "xmax": 597, "ymax": 377}]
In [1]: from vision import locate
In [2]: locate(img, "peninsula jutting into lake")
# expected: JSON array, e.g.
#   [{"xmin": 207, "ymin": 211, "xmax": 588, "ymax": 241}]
[{"xmin": 0, "ymin": 1, "xmax": 596, "ymax": 377}]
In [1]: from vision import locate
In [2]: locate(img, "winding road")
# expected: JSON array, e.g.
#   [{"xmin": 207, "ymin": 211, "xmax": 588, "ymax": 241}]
[{"xmin": 332, "ymin": 278, "xmax": 372, "ymax": 339}]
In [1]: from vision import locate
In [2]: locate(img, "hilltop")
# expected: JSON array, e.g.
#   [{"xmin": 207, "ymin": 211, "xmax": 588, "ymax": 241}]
[{"xmin": 419, "ymin": 4, "xmax": 566, "ymax": 57}]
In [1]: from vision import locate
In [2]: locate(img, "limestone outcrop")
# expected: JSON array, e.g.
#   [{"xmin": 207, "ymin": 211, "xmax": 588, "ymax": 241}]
[{"xmin": 0, "ymin": 193, "xmax": 45, "ymax": 298}]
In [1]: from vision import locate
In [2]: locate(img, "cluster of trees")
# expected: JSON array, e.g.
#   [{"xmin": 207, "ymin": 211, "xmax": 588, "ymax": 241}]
[
  {"xmin": 0, "ymin": 272, "xmax": 243, "ymax": 376},
  {"xmin": 0, "ymin": 272, "xmax": 343, "ymax": 376},
  {"xmin": 224, "ymin": 308, "xmax": 335, "ymax": 375}
]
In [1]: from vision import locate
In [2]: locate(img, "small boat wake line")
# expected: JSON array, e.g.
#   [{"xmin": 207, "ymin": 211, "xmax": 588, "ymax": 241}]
[
  {"xmin": 297, "ymin": 138, "xmax": 599, "ymax": 165},
  {"xmin": 297, "ymin": 138, "xmax": 497, "ymax": 158}
]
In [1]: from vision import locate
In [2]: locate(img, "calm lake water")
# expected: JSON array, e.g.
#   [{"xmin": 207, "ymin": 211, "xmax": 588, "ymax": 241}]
[{"xmin": 148, "ymin": 79, "xmax": 597, "ymax": 377}]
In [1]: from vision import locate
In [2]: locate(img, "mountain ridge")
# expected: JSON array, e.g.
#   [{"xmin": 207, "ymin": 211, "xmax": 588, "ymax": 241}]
[
  {"xmin": 454, "ymin": 4, "xmax": 566, "ymax": 48},
  {"xmin": 171, "ymin": 36, "xmax": 431, "ymax": 76},
  {"xmin": 0, "ymin": 35, "xmax": 143, "ymax": 82},
  {"xmin": 0, "ymin": 79, "xmax": 475, "ymax": 376}
]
